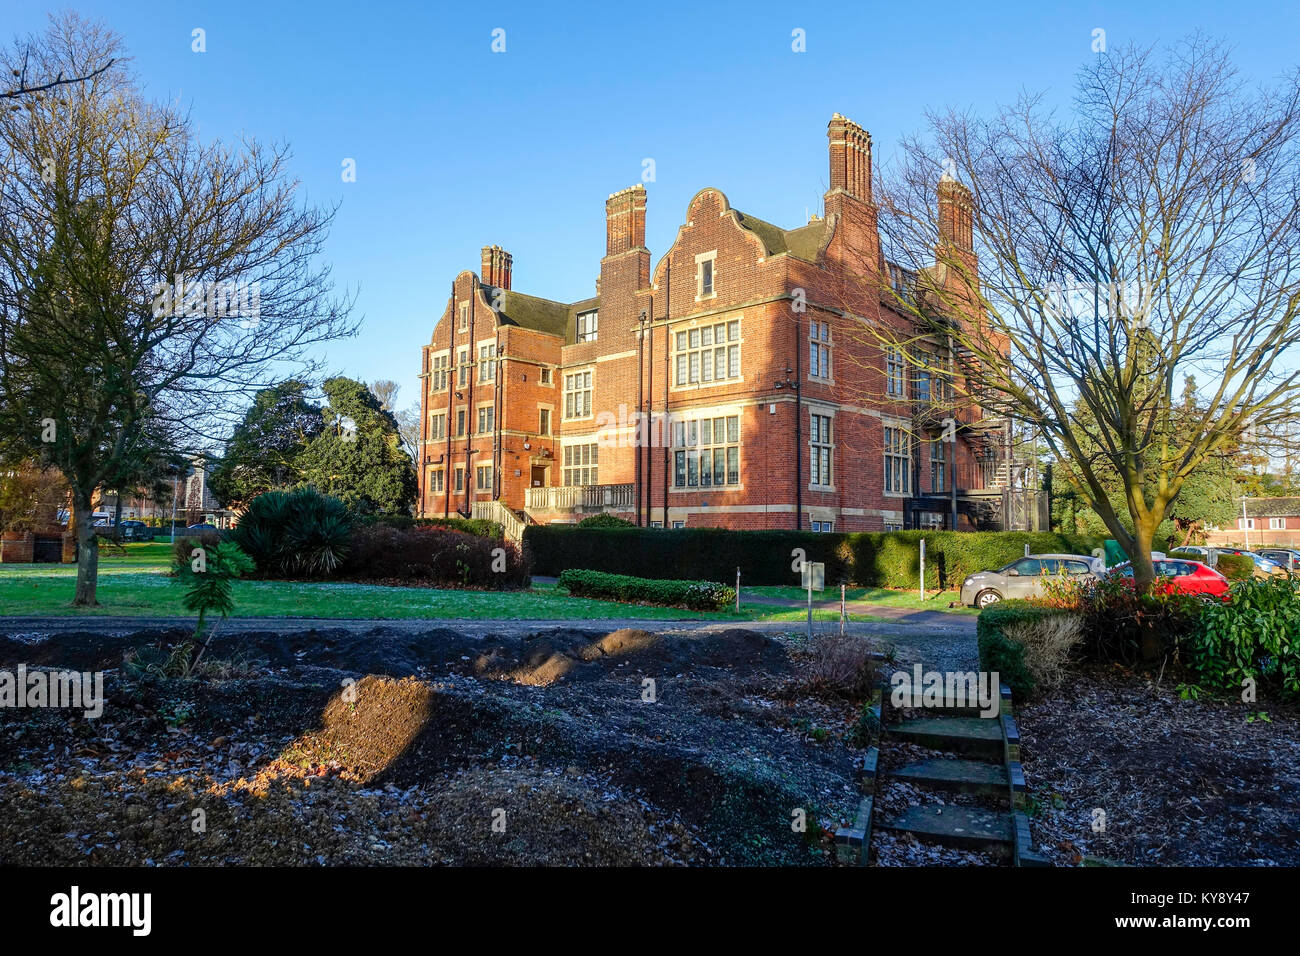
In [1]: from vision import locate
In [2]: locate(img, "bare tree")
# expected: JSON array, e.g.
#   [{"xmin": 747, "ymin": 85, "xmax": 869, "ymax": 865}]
[
  {"xmin": 0, "ymin": 15, "xmax": 357, "ymax": 605},
  {"xmin": 370, "ymin": 379, "xmax": 400, "ymax": 411},
  {"xmin": 860, "ymin": 37, "xmax": 1300, "ymax": 590}
]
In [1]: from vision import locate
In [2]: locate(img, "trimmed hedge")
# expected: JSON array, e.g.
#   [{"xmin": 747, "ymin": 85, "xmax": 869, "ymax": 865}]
[
  {"xmin": 976, "ymin": 600, "xmax": 1062, "ymax": 699},
  {"xmin": 1214, "ymin": 553, "xmax": 1254, "ymax": 581},
  {"xmin": 343, "ymin": 525, "xmax": 529, "ymax": 589},
  {"xmin": 558, "ymin": 569, "xmax": 736, "ymax": 611},
  {"xmin": 359, "ymin": 514, "xmax": 503, "ymax": 538},
  {"xmin": 526, "ymin": 526, "xmax": 1099, "ymax": 589}
]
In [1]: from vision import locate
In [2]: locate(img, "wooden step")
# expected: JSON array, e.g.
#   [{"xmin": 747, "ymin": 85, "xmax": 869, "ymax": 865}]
[
  {"xmin": 889, "ymin": 715, "xmax": 1003, "ymax": 759},
  {"xmin": 889, "ymin": 757, "xmax": 1009, "ymax": 796},
  {"xmin": 877, "ymin": 804, "xmax": 1013, "ymax": 851}
]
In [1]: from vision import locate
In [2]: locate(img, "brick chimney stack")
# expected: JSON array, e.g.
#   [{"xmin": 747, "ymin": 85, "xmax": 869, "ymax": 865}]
[
  {"xmin": 826, "ymin": 113, "xmax": 872, "ymax": 209},
  {"xmin": 937, "ymin": 174, "xmax": 974, "ymax": 252},
  {"xmin": 480, "ymin": 245, "xmax": 512, "ymax": 290},
  {"xmin": 605, "ymin": 184, "xmax": 647, "ymax": 257}
]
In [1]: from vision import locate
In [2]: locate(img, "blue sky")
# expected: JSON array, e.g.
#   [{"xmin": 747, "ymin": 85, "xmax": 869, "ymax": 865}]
[{"xmin": 5, "ymin": 1, "xmax": 1299, "ymax": 414}]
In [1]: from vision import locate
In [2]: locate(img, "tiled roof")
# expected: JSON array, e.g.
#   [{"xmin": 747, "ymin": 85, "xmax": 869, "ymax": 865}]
[
  {"xmin": 733, "ymin": 211, "xmax": 830, "ymax": 263},
  {"xmin": 1245, "ymin": 497, "xmax": 1300, "ymax": 517}
]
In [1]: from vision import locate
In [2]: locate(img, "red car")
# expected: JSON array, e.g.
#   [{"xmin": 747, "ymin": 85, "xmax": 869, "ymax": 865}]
[{"xmin": 1108, "ymin": 559, "xmax": 1230, "ymax": 601}]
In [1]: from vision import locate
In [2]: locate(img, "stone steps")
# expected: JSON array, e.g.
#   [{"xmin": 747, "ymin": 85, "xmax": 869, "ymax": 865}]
[
  {"xmin": 888, "ymin": 757, "xmax": 1009, "ymax": 796},
  {"xmin": 876, "ymin": 803, "xmax": 1014, "ymax": 852},
  {"xmin": 889, "ymin": 715, "xmax": 1004, "ymax": 760}
]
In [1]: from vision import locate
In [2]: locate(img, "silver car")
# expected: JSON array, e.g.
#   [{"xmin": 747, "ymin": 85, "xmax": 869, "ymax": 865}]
[{"xmin": 960, "ymin": 553, "xmax": 1098, "ymax": 609}]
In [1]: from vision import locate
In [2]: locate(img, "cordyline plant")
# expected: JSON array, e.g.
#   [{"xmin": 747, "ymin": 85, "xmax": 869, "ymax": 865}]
[
  {"xmin": 846, "ymin": 37, "xmax": 1300, "ymax": 592},
  {"xmin": 0, "ymin": 14, "xmax": 357, "ymax": 606}
]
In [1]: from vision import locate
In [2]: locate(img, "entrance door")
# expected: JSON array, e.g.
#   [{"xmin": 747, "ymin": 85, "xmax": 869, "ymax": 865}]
[{"xmin": 530, "ymin": 466, "xmax": 546, "ymax": 487}]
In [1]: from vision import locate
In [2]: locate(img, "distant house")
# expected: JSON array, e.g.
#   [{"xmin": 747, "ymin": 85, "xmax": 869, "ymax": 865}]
[{"xmin": 1204, "ymin": 497, "xmax": 1300, "ymax": 547}]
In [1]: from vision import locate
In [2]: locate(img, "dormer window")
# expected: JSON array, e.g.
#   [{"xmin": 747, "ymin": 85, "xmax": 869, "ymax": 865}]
[{"xmin": 576, "ymin": 309, "xmax": 599, "ymax": 343}]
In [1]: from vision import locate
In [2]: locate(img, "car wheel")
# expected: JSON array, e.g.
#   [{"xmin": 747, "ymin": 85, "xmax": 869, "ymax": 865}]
[{"xmin": 975, "ymin": 589, "xmax": 1002, "ymax": 609}]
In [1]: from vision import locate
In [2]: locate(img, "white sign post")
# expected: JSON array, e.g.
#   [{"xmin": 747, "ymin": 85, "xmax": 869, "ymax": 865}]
[
  {"xmin": 802, "ymin": 561, "xmax": 825, "ymax": 639},
  {"xmin": 920, "ymin": 538, "xmax": 926, "ymax": 602}
]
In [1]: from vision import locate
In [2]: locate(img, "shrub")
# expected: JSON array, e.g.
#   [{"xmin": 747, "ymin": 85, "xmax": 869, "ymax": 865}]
[
  {"xmin": 525, "ymin": 526, "xmax": 1099, "ymax": 588},
  {"xmin": 977, "ymin": 601, "xmax": 1058, "ymax": 699},
  {"xmin": 558, "ymin": 568, "xmax": 735, "ymax": 611},
  {"xmin": 577, "ymin": 513, "xmax": 636, "ymax": 528},
  {"xmin": 231, "ymin": 487, "xmax": 352, "ymax": 578},
  {"xmin": 361, "ymin": 514, "xmax": 504, "ymax": 538},
  {"xmin": 169, "ymin": 540, "xmax": 256, "ymax": 669},
  {"xmin": 342, "ymin": 525, "xmax": 530, "ymax": 589},
  {"xmin": 1191, "ymin": 576, "xmax": 1300, "ymax": 698},
  {"xmin": 1214, "ymin": 553, "xmax": 1255, "ymax": 581},
  {"xmin": 1040, "ymin": 573, "xmax": 1200, "ymax": 666},
  {"xmin": 798, "ymin": 634, "xmax": 880, "ymax": 702},
  {"xmin": 172, "ymin": 531, "xmax": 224, "ymax": 570}
]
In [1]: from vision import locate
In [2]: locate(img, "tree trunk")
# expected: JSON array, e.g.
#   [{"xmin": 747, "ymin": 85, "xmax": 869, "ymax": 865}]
[{"xmin": 72, "ymin": 494, "xmax": 99, "ymax": 606}]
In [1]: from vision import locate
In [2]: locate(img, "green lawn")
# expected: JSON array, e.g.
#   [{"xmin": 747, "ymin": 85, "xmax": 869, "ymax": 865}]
[
  {"xmin": 744, "ymin": 584, "xmax": 976, "ymax": 614},
  {"xmin": 0, "ymin": 543, "xmax": 894, "ymax": 622}
]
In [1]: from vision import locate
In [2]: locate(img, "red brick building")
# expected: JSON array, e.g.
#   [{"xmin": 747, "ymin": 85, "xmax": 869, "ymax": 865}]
[{"xmin": 417, "ymin": 114, "xmax": 1017, "ymax": 531}]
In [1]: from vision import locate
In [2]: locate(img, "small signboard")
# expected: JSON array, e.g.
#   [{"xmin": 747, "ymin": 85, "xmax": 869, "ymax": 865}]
[{"xmin": 801, "ymin": 561, "xmax": 825, "ymax": 592}]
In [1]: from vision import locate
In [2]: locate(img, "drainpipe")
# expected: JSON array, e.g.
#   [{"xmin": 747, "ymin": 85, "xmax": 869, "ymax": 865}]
[
  {"xmin": 645, "ymin": 296, "xmax": 654, "ymax": 525},
  {"xmin": 464, "ymin": 286, "xmax": 477, "ymax": 517}
]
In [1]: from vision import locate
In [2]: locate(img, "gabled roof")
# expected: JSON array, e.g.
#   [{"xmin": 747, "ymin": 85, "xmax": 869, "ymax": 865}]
[
  {"xmin": 485, "ymin": 288, "xmax": 572, "ymax": 339},
  {"xmin": 732, "ymin": 210, "xmax": 831, "ymax": 263}
]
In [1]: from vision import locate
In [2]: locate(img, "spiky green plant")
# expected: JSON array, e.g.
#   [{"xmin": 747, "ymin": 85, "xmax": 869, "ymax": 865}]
[{"xmin": 171, "ymin": 540, "xmax": 256, "ymax": 666}]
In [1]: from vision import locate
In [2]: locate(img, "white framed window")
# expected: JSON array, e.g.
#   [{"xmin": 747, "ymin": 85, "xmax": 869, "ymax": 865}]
[
  {"xmin": 809, "ymin": 321, "xmax": 832, "ymax": 379},
  {"xmin": 430, "ymin": 352, "xmax": 450, "ymax": 391},
  {"xmin": 564, "ymin": 369, "xmax": 593, "ymax": 419},
  {"xmin": 477, "ymin": 405, "xmax": 495, "ymax": 434},
  {"xmin": 541, "ymin": 367, "xmax": 552, "ymax": 385},
  {"xmin": 429, "ymin": 412, "xmax": 445, "ymax": 441},
  {"xmin": 884, "ymin": 520, "xmax": 903, "ymax": 532},
  {"xmin": 911, "ymin": 354, "xmax": 933, "ymax": 403},
  {"xmin": 810, "ymin": 413, "xmax": 833, "ymax": 487},
  {"xmin": 919, "ymin": 512, "xmax": 945, "ymax": 530},
  {"xmin": 475, "ymin": 463, "xmax": 493, "ymax": 492},
  {"xmin": 673, "ymin": 414, "xmax": 740, "ymax": 488},
  {"xmin": 428, "ymin": 468, "xmax": 444, "ymax": 493},
  {"xmin": 576, "ymin": 309, "xmax": 599, "ymax": 343},
  {"xmin": 675, "ymin": 320, "xmax": 740, "ymax": 386},
  {"xmin": 1239, "ymin": 517, "xmax": 1256, "ymax": 530},
  {"xmin": 672, "ymin": 520, "xmax": 686, "ymax": 529},
  {"xmin": 1269, "ymin": 517, "xmax": 1285, "ymax": 530},
  {"xmin": 886, "ymin": 348, "xmax": 906, "ymax": 397},
  {"xmin": 454, "ymin": 465, "xmax": 465, "ymax": 492},
  {"xmin": 811, "ymin": 520, "xmax": 834, "ymax": 533},
  {"xmin": 478, "ymin": 343, "xmax": 498, "ymax": 383},
  {"xmin": 696, "ymin": 251, "xmax": 716, "ymax": 299},
  {"xmin": 884, "ymin": 425, "xmax": 911, "ymax": 495},
  {"xmin": 539, "ymin": 408, "xmax": 551, "ymax": 435},
  {"xmin": 563, "ymin": 443, "xmax": 598, "ymax": 485}
]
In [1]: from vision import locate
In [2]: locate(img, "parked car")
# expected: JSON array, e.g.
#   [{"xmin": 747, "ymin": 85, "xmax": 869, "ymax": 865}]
[
  {"xmin": 960, "ymin": 554, "xmax": 1097, "ymax": 608},
  {"xmin": 1215, "ymin": 547, "xmax": 1284, "ymax": 577},
  {"xmin": 1107, "ymin": 558, "xmax": 1230, "ymax": 601},
  {"xmin": 185, "ymin": 523, "xmax": 218, "ymax": 532},
  {"xmin": 116, "ymin": 520, "xmax": 154, "ymax": 542},
  {"xmin": 1256, "ymin": 547, "xmax": 1300, "ymax": 572}
]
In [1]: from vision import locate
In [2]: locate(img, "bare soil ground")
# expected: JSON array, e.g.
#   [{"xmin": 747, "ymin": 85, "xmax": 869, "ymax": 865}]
[
  {"xmin": 0, "ymin": 624, "xmax": 867, "ymax": 866},
  {"xmin": 1017, "ymin": 664, "xmax": 1300, "ymax": 867}
]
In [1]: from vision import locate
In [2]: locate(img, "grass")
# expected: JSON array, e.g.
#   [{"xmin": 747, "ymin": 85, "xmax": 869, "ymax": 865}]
[
  {"xmin": 0, "ymin": 543, "xmax": 896, "ymax": 622},
  {"xmin": 744, "ymin": 584, "xmax": 977, "ymax": 614}
]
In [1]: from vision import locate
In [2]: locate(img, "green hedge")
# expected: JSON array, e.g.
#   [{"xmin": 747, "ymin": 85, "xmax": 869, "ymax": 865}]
[
  {"xmin": 526, "ymin": 526, "xmax": 1099, "ymax": 589},
  {"xmin": 1214, "ymin": 553, "xmax": 1254, "ymax": 581},
  {"xmin": 558, "ymin": 569, "xmax": 736, "ymax": 611},
  {"xmin": 358, "ymin": 514, "xmax": 503, "ymax": 538},
  {"xmin": 976, "ymin": 600, "xmax": 1063, "ymax": 700}
]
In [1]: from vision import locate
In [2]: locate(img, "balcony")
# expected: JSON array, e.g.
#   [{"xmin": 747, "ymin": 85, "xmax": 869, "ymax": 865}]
[{"xmin": 526, "ymin": 483, "xmax": 634, "ymax": 515}]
